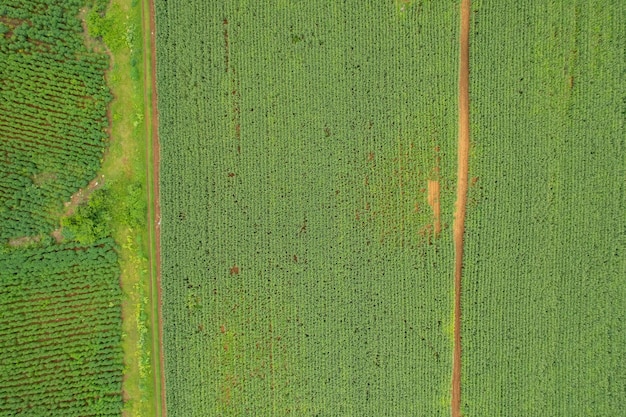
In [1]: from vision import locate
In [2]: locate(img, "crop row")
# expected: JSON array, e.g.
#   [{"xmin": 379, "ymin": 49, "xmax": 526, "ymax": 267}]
[
  {"xmin": 0, "ymin": 0, "xmax": 111, "ymax": 242},
  {"xmin": 0, "ymin": 240, "xmax": 122, "ymax": 416},
  {"xmin": 157, "ymin": 0, "xmax": 459, "ymax": 415}
]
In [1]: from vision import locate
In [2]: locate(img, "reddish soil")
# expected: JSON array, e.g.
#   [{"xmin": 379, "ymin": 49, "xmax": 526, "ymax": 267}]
[
  {"xmin": 452, "ymin": 0, "xmax": 470, "ymax": 416},
  {"xmin": 143, "ymin": 0, "xmax": 166, "ymax": 415},
  {"xmin": 427, "ymin": 179, "xmax": 441, "ymax": 235}
]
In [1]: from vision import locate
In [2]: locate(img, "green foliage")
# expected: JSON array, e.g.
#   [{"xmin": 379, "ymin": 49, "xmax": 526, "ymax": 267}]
[
  {"xmin": 156, "ymin": 0, "xmax": 458, "ymax": 415},
  {"xmin": 86, "ymin": 8, "xmax": 107, "ymax": 37},
  {"xmin": 0, "ymin": 240, "xmax": 123, "ymax": 416},
  {"xmin": 0, "ymin": 0, "xmax": 112, "ymax": 242},
  {"xmin": 112, "ymin": 181, "xmax": 146, "ymax": 229},
  {"xmin": 89, "ymin": 0, "xmax": 110, "ymax": 15},
  {"xmin": 87, "ymin": 4, "xmax": 130, "ymax": 52},
  {"xmin": 62, "ymin": 187, "xmax": 112, "ymax": 244},
  {"xmin": 463, "ymin": 1, "xmax": 626, "ymax": 415},
  {"xmin": 130, "ymin": 60, "xmax": 141, "ymax": 81},
  {"xmin": 62, "ymin": 180, "xmax": 146, "ymax": 244},
  {"xmin": 86, "ymin": 3, "xmax": 126, "ymax": 52},
  {"xmin": 0, "ymin": 1, "xmax": 124, "ymax": 415}
]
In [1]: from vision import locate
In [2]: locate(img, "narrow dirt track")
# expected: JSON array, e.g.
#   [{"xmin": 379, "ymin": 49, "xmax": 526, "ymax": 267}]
[
  {"xmin": 149, "ymin": 1, "xmax": 166, "ymax": 415},
  {"xmin": 452, "ymin": 0, "xmax": 470, "ymax": 416},
  {"xmin": 142, "ymin": 0, "xmax": 166, "ymax": 415}
]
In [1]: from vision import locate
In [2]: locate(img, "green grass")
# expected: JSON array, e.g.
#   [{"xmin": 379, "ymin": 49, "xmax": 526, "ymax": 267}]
[
  {"xmin": 156, "ymin": 1, "xmax": 458, "ymax": 415},
  {"xmin": 462, "ymin": 1, "xmax": 626, "ymax": 415},
  {"xmin": 90, "ymin": 0, "xmax": 161, "ymax": 415},
  {"xmin": 139, "ymin": 0, "xmax": 166, "ymax": 414}
]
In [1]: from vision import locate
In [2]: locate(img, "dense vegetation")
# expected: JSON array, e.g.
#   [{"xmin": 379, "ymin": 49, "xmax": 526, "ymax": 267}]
[
  {"xmin": 463, "ymin": 1, "xmax": 626, "ymax": 415},
  {"xmin": 0, "ymin": 0, "xmax": 111, "ymax": 241},
  {"xmin": 156, "ymin": 1, "xmax": 458, "ymax": 415},
  {"xmin": 0, "ymin": 240, "xmax": 122, "ymax": 416},
  {"xmin": 0, "ymin": 1, "xmax": 123, "ymax": 415}
]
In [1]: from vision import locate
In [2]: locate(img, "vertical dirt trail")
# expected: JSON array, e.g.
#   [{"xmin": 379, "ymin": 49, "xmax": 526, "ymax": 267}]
[
  {"xmin": 149, "ymin": 0, "xmax": 166, "ymax": 414},
  {"xmin": 142, "ymin": 0, "xmax": 166, "ymax": 415},
  {"xmin": 452, "ymin": 0, "xmax": 470, "ymax": 416}
]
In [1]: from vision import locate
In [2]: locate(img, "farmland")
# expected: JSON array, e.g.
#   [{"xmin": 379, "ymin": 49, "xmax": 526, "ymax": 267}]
[
  {"xmin": 0, "ymin": 0, "xmax": 126, "ymax": 415},
  {"xmin": 156, "ymin": 0, "xmax": 626, "ymax": 415},
  {"xmin": 1, "ymin": 0, "xmax": 625, "ymax": 415},
  {"xmin": 0, "ymin": 0, "xmax": 113, "ymax": 241},
  {"xmin": 462, "ymin": 1, "xmax": 626, "ymax": 415},
  {"xmin": 0, "ymin": 240, "xmax": 123, "ymax": 416},
  {"xmin": 156, "ymin": 0, "xmax": 459, "ymax": 415}
]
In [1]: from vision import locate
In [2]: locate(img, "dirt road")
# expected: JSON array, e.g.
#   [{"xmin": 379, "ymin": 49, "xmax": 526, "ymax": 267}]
[
  {"xmin": 452, "ymin": 0, "xmax": 470, "ymax": 416},
  {"xmin": 142, "ymin": 0, "xmax": 166, "ymax": 415}
]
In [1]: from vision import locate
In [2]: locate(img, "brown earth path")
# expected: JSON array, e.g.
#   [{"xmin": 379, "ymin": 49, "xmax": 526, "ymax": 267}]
[
  {"xmin": 142, "ymin": 0, "xmax": 166, "ymax": 415},
  {"xmin": 452, "ymin": 0, "xmax": 470, "ymax": 416}
]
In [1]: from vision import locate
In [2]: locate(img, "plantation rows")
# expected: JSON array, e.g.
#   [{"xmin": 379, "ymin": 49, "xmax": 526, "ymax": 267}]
[
  {"xmin": 0, "ymin": 1, "xmax": 124, "ymax": 416},
  {"xmin": 0, "ymin": 0, "xmax": 90, "ymax": 56},
  {"xmin": 0, "ymin": 0, "xmax": 111, "ymax": 241},
  {"xmin": 157, "ymin": 0, "xmax": 458, "ymax": 415},
  {"xmin": 0, "ymin": 239, "xmax": 123, "ymax": 416},
  {"xmin": 462, "ymin": 1, "xmax": 626, "ymax": 415}
]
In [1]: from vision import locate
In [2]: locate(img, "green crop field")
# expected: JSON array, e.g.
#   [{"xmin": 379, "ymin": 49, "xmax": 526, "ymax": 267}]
[
  {"xmin": 2, "ymin": 0, "xmax": 625, "ymax": 416},
  {"xmin": 0, "ymin": 240, "xmax": 123, "ymax": 416},
  {"xmin": 156, "ymin": 0, "xmax": 626, "ymax": 416},
  {"xmin": 0, "ymin": 0, "xmax": 113, "ymax": 241},
  {"xmin": 156, "ymin": 1, "xmax": 458, "ymax": 415},
  {"xmin": 0, "ymin": 0, "xmax": 125, "ymax": 415},
  {"xmin": 463, "ymin": 1, "xmax": 626, "ymax": 415}
]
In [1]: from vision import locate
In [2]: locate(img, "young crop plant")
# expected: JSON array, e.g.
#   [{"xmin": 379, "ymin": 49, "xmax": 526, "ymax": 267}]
[{"xmin": 462, "ymin": 1, "xmax": 626, "ymax": 415}]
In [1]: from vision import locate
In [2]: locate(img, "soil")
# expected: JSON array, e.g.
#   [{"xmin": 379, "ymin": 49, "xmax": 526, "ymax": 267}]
[
  {"xmin": 144, "ymin": 0, "xmax": 167, "ymax": 414},
  {"xmin": 8, "ymin": 235, "xmax": 41, "ymax": 247},
  {"xmin": 452, "ymin": 0, "xmax": 470, "ymax": 416},
  {"xmin": 427, "ymin": 180, "xmax": 441, "ymax": 235}
]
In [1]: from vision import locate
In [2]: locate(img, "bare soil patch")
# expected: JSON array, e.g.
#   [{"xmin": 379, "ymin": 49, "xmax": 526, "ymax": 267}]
[
  {"xmin": 8, "ymin": 235, "xmax": 41, "ymax": 247},
  {"xmin": 63, "ymin": 175, "xmax": 105, "ymax": 215},
  {"xmin": 452, "ymin": 0, "xmax": 470, "ymax": 416},
  {"xmin": 427, "ymin": 180, "xmax": 441, "ymax": 235}
]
